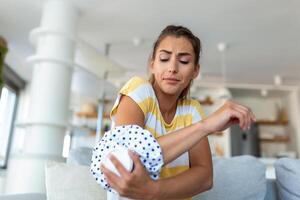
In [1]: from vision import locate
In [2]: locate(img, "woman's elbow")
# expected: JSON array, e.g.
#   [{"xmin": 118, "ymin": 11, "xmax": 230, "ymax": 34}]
[
  {"xmin": 202, "ymin": 172, "xmax": 213, "ymax": 192},
  {"xmin": 194, "ymin": 166, "xmax": 213, "ymax": 193},
  {"xmin": 194, "ymin": 176, "xmax": 213, "ymax": 195},
  {"xmin": 205, "ymin": 176, "xmax": 213, "ymax": 191}
]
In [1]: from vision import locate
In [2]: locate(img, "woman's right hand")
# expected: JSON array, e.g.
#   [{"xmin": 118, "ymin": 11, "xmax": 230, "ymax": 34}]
[{"xmin": 202, "ymin": 100, "xmax": 256, "ymax": 134}]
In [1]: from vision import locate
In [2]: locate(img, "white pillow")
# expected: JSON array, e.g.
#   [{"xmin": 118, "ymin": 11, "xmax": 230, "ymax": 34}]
[{"xmin": 45, "ymin": 161, "xmax": 106, "ymax": 200}]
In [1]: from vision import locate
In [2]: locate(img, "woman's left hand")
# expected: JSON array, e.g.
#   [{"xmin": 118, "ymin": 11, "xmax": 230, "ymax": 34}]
[{"xmin": 101, "ymin": 151, "xmax": 158, "ymax": 200}]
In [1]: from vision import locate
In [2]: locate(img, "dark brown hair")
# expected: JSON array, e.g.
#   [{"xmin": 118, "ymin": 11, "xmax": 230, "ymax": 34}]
[{"xmin": 149, "ymin": 25, "xmax": 202, "ymax": 99}]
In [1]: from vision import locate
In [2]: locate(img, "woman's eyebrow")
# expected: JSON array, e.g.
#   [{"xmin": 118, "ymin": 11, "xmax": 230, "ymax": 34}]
[
  {"xmin": 159, "ymin": 50, "xmax": 191, "ymax": 57},
  {"xmin": 178, "ymin": 52, "xmax": 192, "ymax": 57},
  {"xmin": 159, "ymin": 49, "xmax": 172, "ymax": 54}
]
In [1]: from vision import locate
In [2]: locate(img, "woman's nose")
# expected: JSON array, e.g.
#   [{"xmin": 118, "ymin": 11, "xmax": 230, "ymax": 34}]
[{"xmin": 168, "ymin": 58, "xmax": 178, "ymax": 73}]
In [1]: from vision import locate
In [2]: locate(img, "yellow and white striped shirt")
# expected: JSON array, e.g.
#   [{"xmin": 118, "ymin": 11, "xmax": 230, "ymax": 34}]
[{"xmin": 110, "ymin": 76, "xmax": 205, "ymax": 200}]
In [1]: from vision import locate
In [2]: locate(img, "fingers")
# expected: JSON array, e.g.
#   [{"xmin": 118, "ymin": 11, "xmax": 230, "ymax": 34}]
[
  {"xmin": 108, "ymin": 154, "xmax": 131, "ymax": 179},
  {"xmin": 101, "ymin": 154, "xmax": 134, "ymax": 193},
  {"xmin": 128, "ymin": 150, "xmax": 143, "ymax": 172},
  {"xmin": 234, "ymin": 104, "xmax": 256, "ymax": 130},
  {"xmin": 235, "ymin": 103, "xmax": 256, "ymax": 122},
  {"xmin": 227, "ymin": 101, "xmax": 256, "ymax": 131},
  {"xmin": 228, "ymin": 108, "xmax": 245, "ymax": 129},
  {"xmin": 101, "ymin": 164, "xmax": 121, "ymax": 190},
  {"xmin": 232, "ymin": 106, "xmax": 251, "ymax": 131}
]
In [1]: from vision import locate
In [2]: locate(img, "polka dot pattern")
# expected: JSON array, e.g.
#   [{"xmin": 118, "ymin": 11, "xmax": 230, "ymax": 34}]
[{"xmin": 90, "ymin": 124, "xmax": 164, "ymax": 193}]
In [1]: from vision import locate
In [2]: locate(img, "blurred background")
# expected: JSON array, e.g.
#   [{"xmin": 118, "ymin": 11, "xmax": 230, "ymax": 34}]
[{"xmin": 0, "ymin": 0, "xmax": 299, "ymax": 196}]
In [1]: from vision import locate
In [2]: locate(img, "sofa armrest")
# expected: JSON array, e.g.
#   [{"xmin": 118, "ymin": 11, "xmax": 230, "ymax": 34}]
[{"xmin": 264, "ymin": 179, "xmax": 279, "ymax": 200}]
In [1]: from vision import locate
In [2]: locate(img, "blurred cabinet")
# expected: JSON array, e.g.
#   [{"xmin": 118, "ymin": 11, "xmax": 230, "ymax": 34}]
[
  {"xmin": 230, "ymin": 88, "xmax": 298, "ymax": 158},
  {"xmin": 192, "ymin": 87, "xmax": 232, "ymax": 157}
]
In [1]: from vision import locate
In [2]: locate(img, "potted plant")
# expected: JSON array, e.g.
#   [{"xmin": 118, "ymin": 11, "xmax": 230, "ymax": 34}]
[{"xmin": 0, "ymin": 36, "xmax": 8, "ymax": 98}]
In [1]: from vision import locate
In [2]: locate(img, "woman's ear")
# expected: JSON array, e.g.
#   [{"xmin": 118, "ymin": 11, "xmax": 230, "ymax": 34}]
[{"xmin": 192, "ymin": 64, "xmax": 200, "ymax": 79}]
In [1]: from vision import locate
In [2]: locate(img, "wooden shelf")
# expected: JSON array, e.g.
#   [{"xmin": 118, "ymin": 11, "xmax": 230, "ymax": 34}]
[
  {"xmin": 75, "ymin": 111, "xmax": 98, "ymax": 118},
  {"xmin": 198, "ymin": 96, "xmax": 214, "ymax": 106},
  {"xmin": 256, "ymin": 120, "xmax": 288, "ymax": 126},
  {"xmin": 260, "ymin": 135, "xmax": 290, "ymax": 143},
  {"xmin": 103, "ymin": 113, "xmax": 110, "ymax": 119}
]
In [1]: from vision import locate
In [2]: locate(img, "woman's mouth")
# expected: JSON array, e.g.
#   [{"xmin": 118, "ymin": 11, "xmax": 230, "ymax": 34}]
[{"xmin": 163, "ymin": 77, "xmax": 180, "ymax": 84}]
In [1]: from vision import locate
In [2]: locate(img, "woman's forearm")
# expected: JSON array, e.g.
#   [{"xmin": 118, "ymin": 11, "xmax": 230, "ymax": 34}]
[
  {"xmin": 152, "ymin": 165, "xmax": 212, "ymax": 199},
  {"xmin": 157, "ymin": 121, "xmax": 210, "ymax": 164}
]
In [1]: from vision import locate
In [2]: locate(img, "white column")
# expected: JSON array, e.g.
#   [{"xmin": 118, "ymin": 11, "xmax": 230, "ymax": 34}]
[{"xmin": 5, "ymin": 0, "xmax": 79, "ymax": 194}]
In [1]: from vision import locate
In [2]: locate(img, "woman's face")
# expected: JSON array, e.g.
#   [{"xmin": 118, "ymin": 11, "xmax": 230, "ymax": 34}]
[{"xmin": 150, "ymin": 36, "xmax": 199, "ymax": 97}]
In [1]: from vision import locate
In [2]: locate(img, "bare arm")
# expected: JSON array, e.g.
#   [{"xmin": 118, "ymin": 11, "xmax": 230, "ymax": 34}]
[{"xmin": 115, "ymin": 95, "xmax": 255, "ymax": 164}]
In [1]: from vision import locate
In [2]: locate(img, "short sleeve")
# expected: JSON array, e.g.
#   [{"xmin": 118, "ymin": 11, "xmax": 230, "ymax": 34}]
[{"xmin": 110, "ymin": 76, "xmax": 155, "ymax": 126}]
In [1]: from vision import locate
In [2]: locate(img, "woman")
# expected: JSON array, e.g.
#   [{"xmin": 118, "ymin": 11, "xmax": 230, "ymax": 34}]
[{"xmin": 101, "ymin": 25, "xmax": 256, "ymax": 200}]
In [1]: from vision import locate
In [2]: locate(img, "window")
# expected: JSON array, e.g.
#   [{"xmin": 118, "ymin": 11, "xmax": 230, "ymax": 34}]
[
  {"xmin": 0, "ymin": 64, "xmax": 25, "ymax": 168},
  {"xmin": 0, "ymin": 86, "xmax": 17, "ymax": 168}
]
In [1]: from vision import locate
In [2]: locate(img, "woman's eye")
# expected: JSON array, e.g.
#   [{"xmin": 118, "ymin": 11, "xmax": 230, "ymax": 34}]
[
  {"xmin": 179, "ymin": 60, "xmax": 189, "ymax": 64},
  {"xmin": 160, "ymin": 58, "xmax": 169, "ymax": 62}
]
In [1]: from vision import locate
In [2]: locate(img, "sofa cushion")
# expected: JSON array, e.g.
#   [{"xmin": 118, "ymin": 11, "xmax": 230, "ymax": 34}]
[
  {"xmin": 45, "ymin": 161, "xmax": 106, "ymax": 200},
  {"xmin": 193, "ymin": 155, "xmax": 267, "ymax": 200},
  {"xmin": 274, "ymin": 158, "xmax": 300, "ymax": 199},
  {"xmin": 0, "ymin": 193, "xmax": 46, "ymax": 200}
]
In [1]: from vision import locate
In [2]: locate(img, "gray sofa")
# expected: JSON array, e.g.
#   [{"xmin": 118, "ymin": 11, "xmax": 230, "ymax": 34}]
[
  {"xmin": 1, "ymin": 147, "xmax": 299, "ymax": 200},
  {"xmin": 193, "ymin": 156, "xmax": 278, "ymax": 200}
]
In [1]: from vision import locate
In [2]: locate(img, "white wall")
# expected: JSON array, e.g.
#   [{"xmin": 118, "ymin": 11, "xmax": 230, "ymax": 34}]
[
  {"xmin": 233, "ymin": 96, "xmax": 281, "ymax": 121},
  {"xmin": 192, "ymin": 87, "xmax": 232, "ymax": 157}
]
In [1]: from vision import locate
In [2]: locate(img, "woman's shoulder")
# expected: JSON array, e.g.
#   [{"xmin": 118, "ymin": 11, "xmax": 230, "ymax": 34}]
[
  {"xmin": 125, "ymin": 76, "xmax": 150, "ymax": 86},
  {"xmin": 120, "ymin": 76, "xmax": 153, "ymax": 95},
  {"xmin": 110, "ymin": 76, "xmax": 155, "ymax": 122}
]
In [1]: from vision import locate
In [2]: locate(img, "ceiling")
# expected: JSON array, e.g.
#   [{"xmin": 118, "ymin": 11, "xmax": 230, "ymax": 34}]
[{"xmin": 1, "ymin": 0, "xmax": 300, "ymax": 94}]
